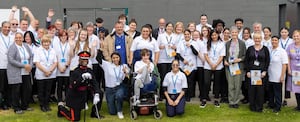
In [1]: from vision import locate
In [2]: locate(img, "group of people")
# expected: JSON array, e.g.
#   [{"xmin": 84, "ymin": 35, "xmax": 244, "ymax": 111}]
[{"xmin": 0, "ymin": 5, "xmax": 300, "ymax": 121}]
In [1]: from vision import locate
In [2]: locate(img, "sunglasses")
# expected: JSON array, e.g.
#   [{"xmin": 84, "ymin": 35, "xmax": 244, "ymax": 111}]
[{"xmin": 12, "ymin": 23, "xmax": 18, "ymax": 26}]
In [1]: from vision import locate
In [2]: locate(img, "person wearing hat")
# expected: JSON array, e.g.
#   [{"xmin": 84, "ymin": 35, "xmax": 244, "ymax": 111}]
[{"xmin": 57, "ymin": 51, "xmax": 103, "ymax": 121}]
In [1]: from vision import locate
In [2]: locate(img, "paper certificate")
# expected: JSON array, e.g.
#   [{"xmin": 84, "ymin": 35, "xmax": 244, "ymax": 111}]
[
  {"xmin": 183, "ymin": 64, "xmax": 194, "ymax": 76},
  {"xmin": 166, "ymin": 47, "xmax": 176, "ymax": 58},
  {"xmin": 292, "ymin": 71, "xmax": 300, "ymax": 85},
  {"xmin": 229, "ymin": 63, "xmax": 241, "ymax": 76},
  {"xmin": 251, "ymin": 70, "xmax": 262, "ymax": 85}
]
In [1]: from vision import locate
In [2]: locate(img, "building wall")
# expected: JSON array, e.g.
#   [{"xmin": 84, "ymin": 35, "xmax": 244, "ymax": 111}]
[{"xmin": 0, "ymin": 0, "xmax": 294, "ymax": 34}]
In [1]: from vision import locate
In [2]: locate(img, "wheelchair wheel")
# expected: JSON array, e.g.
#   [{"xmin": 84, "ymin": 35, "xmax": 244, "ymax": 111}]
[
  {"xmin": 130, "ymin": 110, "xmax": 138, "ymax": 120},
  {"xmin": 153, "ymin": 110, "xmax": 163, "ymax": 119}
]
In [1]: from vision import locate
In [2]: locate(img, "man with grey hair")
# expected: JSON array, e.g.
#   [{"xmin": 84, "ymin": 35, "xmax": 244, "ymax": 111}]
[{"xmin": 0, "ymin": 21, "xmax": 13, "ymax": 110}]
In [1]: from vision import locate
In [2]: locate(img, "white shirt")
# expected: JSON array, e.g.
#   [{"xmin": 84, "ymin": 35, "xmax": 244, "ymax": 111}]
[
  {"xmin": 203, "ymin": 41, "xmax": 225, "ymax": 70},
  {"xmin": 28, "ymin": 25, "xmax": 38, "ymax": 39},
  {"xmin": 173, "ymin": 33, "xmax": 184, "ymax": 46},
  {"xmin": 69, "ymin": 41, "xmax": 93, "ymax": 70},
  {"xmin": 176, "ymin": 39, "xmax": 198, "ymax": 70},
  {"xmin": 101, "ymin": 60, "xmax": 128, "ymax": 88},
  {"xmin": 88, "ymin": 34, "xmax": 100, "ymax": 64},
  {"xmin": 33, "ymin": 47, "xmax": 57, "ymax": 80},
  {"xmin": 157, "ymin": 33, "xmax": 176, "ymax": 63},
  {"xmin": 16, "ymin": 44, "xmax": 30, "ymax": 75},
  {"xmin": 194, "ymin": 40, "xmax": 206, "ymax": 67},
  {"xmin": 238, "ymin": 29, "xmax": 243, "ymax": 41},
  {"xmin": 53, "ymin": 41, "xmax": 70, "ymax": 76},
  {"xmin": 279, "ymin": 37, "xmax": 293, "ymax": 50},
  {"xmin": 196, "ymin": 23, "xmax": 212, "ymax": 33},
  {"xmin": 134, "ymin": 60, "xmax": 154, "ymax": 82},
  {"xmin": 262, "ymin": 38, "xmax": 272, "ymax": 50},
  {"xmin": 268, "ymin": 47, "xmax": 288, "ymax": 83},
  {"xmin": 51, "ymin": 36, "xmax": 60, "ymax": 48},
  {"xmin": 0, "ymin": 33, "xmax": 14, "ymax": 69},
  {"xmin": 243, "ymin": 38, "xmax": 254, "ymax": 49},
  {"xmin": 163, "ymin": 71, "xmax": 187, "ymax": 94},
  {"xmin": 130, "ymin": 36, "xmax": 159, "ymax": 61}
]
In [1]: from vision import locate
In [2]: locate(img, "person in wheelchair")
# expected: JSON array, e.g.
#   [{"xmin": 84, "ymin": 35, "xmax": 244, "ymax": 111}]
[{"xmin": 133, "ymin": 49, "xmax": 155, "ymax": 105}]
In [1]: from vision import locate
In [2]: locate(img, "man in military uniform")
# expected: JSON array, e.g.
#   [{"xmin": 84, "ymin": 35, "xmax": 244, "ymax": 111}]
[{"xmin": 57, "ymin": 51, "xmax": 103, "ymax": 121}]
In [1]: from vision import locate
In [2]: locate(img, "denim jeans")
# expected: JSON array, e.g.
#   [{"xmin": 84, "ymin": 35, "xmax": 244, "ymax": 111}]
[{"xmin": 105, "ymin": 85, "xmax": 124, "ymax": 115}]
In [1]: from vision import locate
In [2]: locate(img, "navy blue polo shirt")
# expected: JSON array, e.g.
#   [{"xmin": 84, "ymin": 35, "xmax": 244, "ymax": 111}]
[{"xmin": 115, "ymin": 34, "xmax": 127, "ymax": 64}]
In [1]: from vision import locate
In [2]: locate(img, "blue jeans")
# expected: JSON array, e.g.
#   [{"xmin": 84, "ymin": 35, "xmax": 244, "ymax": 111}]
[{"xmin": 105, "ymin": 85, "xmax": 124, "ymax": 115}]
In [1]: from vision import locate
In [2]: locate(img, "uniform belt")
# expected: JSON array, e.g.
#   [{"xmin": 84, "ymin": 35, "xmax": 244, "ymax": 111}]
[{"xmin": 77, "ymin": 86, "xmax": 88, "ymax": 91}]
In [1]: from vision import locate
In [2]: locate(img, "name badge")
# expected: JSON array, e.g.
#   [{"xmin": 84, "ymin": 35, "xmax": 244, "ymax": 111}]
[
  {"xmin": 116, "ymin": 45, "xmax": 121, "ymax": 49},
  {"xmin": 229, "ymin": 56, "xmax": 234, "ymax": 63},
  {"xmin": 22, "ymin": 60, "xmax": 29, "ymax": 64},
  {"xmin": 172, "ymin": 89, "xmax": 177, "ymax": 94},
  {"xmin": 254, "ymin": 60, "xmax": 260, "ymax": 66},
  {"xmin": 61, "ymin": 58, "xmax": 66, "ymax": 63}
]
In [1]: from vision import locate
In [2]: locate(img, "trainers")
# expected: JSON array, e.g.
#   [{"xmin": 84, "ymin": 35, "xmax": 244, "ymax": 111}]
[
  {"xmin": 15, "ymin": 110, "xmax": 24, "ymax": 114},
  {"xmin": 214, "ymin": 101, "xmax": 220, "ymax": 108},
  {"xmin": 117, "ymin": 112, "xmax": 124, "ymax": 119},
  {"xmin": 200, "ymin": 101, "xmax": 206, "ymax": 108}
]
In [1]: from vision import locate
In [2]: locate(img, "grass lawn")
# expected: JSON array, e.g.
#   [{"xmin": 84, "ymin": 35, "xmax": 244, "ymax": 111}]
[{"xmin": 0, "ymin": 101, "xmax": 300, "ymax": 122}]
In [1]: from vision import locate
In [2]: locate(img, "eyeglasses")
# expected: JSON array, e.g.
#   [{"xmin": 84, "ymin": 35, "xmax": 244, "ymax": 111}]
[{"xmin": 12, "ymin": 23, "xmax": 18, "ymax": 26}]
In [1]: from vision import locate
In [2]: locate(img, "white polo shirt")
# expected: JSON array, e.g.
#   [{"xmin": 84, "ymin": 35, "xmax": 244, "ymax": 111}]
[
  {"xmin": 268, "ymin": 47, "xmax": 288, "ymax": 83},
  {"xmin": 130, "ymin": 36, "xmax": 159, "ymax": 61},
  {"xmin": 262, "ymin": 38, "xmax": 272, "ymax": 50},
  {"xmin": 101, "ymin": 60, "xmax": 127, "ymax": 88},
  {"xmin": 33, "ymin": 47, "xmax": 57, "ymax": 80},
  {"xmin": 157, "ymin": 32, "xmax": 176, "ymax": 63},
  {"xmin": 194, "ymin": 39, "xmax": 206, "ymax": 67},
  {"xmin": 163, "ymin": 71, "xmax": 187, "ymax": 94},
  {"xmin": 88, "ymin": 34, "xmax": 100, "ymax": 64},
  {"xmin": 134, "ymin": 60, "xmax": 154, "ymax": 82},
  {"xmin": 50, "ymin": 36, "xmax": 60, "ymax": 48},
  {"xmin": 279, "ymin": 37, "xmax": 293, "ymax": 50},
  {"xmin": 176, "ymin": 39, "xmax": 198, "ymax": 70},
  {"xmin": 203, "ymin": 40, "xmax": 225, "ymax": 70},
  {"xmin": 243, "ymin": 38, "xmax": 254, "ymax": 49},
  {"xmin": 53, "ymin": 41, "xmax": 70, "ymax": 77},
  {"xmin": 0, "ymin": 33, "xmax": 14, "ymax": 69}
]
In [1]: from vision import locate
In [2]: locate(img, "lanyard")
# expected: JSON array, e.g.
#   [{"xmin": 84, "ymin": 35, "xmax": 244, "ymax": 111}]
[
  {"xmin": 166, "ymin": 36, "xmax": 172, "ymax": 44},
  {"xmin": 0, "ymin": 33, "xmax": 11, "ymax": 49},
  {"xmin": 270, "ymin": 49, "xmax": 277, "ymax": 61},
  {"xmin": 59, "ymin": 42, "xmax": 68, "ymax": 58},
  {"xmin": 230, "ymin": 41, "xmax": 237, "ymax": 56},
  {"xmin": 212, "ymin": 42, "xmax": 218, "ymax": 57},
  {"xmin": 280, "ymin": 38, "xmax": 289, "ymax": 49},
  {"xmin": 18, "ymin": 46, "xmax": 26, "ymax": 60},
  {"xmin": 172, "ymin": 75, "xmax": 178, "ymax": 88},
  {"xmin": 43, "ymin": 49, "xmax": 50, "ymax": 62},
  {"xmin": 113, "ymin": 66, "xmax": 122, "ymax": 82}
]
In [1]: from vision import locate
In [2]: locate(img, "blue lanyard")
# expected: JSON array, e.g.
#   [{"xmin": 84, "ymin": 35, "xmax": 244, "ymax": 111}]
[
  {"xmin": 212, "ymin": 42, "xmax": 218, "ymax": 57},
  {"xmin": 280, "ymin": 38, "xmax": 289, "ymax": 49},
  {"xmin": 166, "ymin": 36, "xmax": 172, "ymax": 44},
  {"xmin": 172, "ymin": 75, "xmax": 178, "ymax": 88},
  {"xmin": 59, "ymin": 42, "xmax": 67, "ymax": 58},
  {"xmin": 18, "ymin": 46, "xmax": 26, "ymax": 60},
  {"xmin": 0, "ymin": 33, "xmax": 11, "ymax": 49},
  {"xmin": 270, "ymin": 49, "xmax": 277, "ymax": 61},
  {"xmin": 43, "ymin": 49, "xmax": 50, "ymax": 62},
  {"xmin": 113, "ymin": 66, "xmax": 122, "ymax": 82}
]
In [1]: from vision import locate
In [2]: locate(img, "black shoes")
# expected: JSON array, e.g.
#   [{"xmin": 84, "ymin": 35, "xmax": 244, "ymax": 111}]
[
  {"xmin": 241, "ymin": 99, "xmax": 249, "ymax": 104},
  {"xmin": 40, "ymin": 106, "xmax": 51, "ymax": 112}
]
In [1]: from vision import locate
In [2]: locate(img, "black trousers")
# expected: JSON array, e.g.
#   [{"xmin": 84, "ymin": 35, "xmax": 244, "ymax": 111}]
[
  {"xmin": 37, "ymin": 79, "xmax": 53, "ymax": 107},
  {"xmin": 284, "ymin": 71, "xmax": 291, "ymax": 99},
  {"xmin": 242, "ymin": 77, "xmax": 250, "ymax": 101},
  {"xmin": 196, "ymin": 67, "xmax": 204, "ymax": 99},
  {"xmin": 296, "ymin": 93, "xmax": 300, "ymax": 109},
  {"xmin": 0, "ymin": 69, "xmax": 11, "ymax": 107},
  {"xmin": 157, "ymin": 63, "xmax": 172, "ymax": 99},
  {"xmin": 249, "ymin": 79, "xmax": 265, "ymax": 112},
  {"xmin": 50, "ymin": 78, "xmax": 57, "ymax": 96},
  {"xmin": 268, "ymin": 82, "xmax": 282, "ymax": 111},
  {"xmin": 203, "ymin": 69, "xmax": 222, "ymax": 100},
  {"xmin": 185, "ymin": 70, "xmax": 196, "ymax": 99},
  {"xmin": 11, "ymin": 75, "xmax": 32, "ymax": 111},
  {"xmin": 91, "ymin": 91, "xmax": 104, "ymax": 116},
  {"xmin": 31, "ymin": 67, "xmax": 38, "ymax": 95},
  {"xmin": 56, "ymin": 76, "xmax": 69, "ymax": 102},
  {"xmin": 93, "ymin": 64, "xmax": 105, "ymax": 89},
  {"xmin": 220, "ymin": 68, "xmax": 228, "ymax": 99}
]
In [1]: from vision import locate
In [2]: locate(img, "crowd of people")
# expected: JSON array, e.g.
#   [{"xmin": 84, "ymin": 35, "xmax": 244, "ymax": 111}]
[{"xmin": 0, "ymin": 5, "xmax": 300, "ymax": 121}]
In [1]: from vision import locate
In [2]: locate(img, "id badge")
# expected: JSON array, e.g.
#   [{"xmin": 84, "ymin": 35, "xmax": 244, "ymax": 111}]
[
  {"xmin": 61, "ymin": 58, "xmax": 66, "ymax": 63},
  {"xmin": 22, "ymin": 60, "xmax": 28, "ymax": 64},
  {"xmin": 116, "ymin": 45, "xmax": 121, "ymax": 49},
  {"xmin": 254, "ymin": 60, "xmax": 260, "ymax": 66},
  {"xmin": 172, "ymin": 89, "xmax": 177, "ymax": 94},
  {"xmin": 229, "ymin": 56, "xmax": 234, "ymax": 63}
]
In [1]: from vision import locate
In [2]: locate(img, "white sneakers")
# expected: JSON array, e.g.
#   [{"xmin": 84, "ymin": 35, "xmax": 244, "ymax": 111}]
[{"xmin": 117, "ymin": 112, "xmax": 124, "ymax": 119}]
